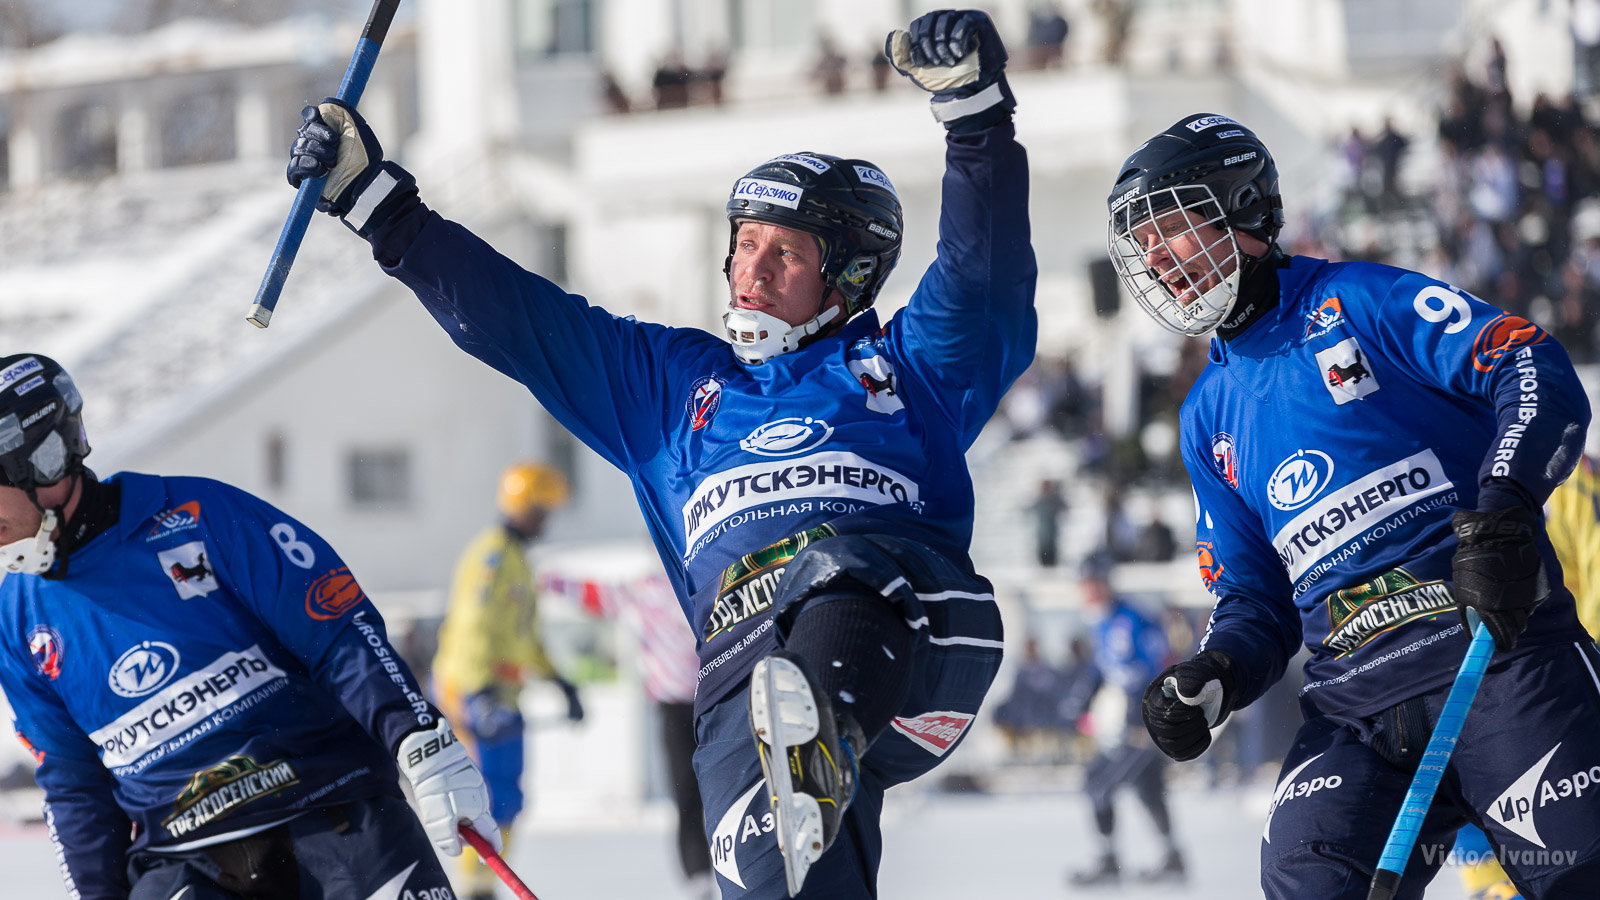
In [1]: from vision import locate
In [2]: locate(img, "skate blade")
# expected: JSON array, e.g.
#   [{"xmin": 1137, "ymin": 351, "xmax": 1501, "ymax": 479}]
[{"xmin": 751, "ymin": 656, "xmax": 823, "ymax": 896}]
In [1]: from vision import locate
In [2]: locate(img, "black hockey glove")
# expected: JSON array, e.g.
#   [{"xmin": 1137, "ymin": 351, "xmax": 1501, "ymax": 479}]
[
  {"xmin": 1451, "ymin": 506, "xmax": 1549, "ymax": 653},
  {"xmin": 885, "ymin": 9, "xmax": 1015, "ymax": 132},
  {"xmin": 286, "ymin": 98, "xmax": 415, "ymax": 237},
  {"xmin": 1142, "ymin": 649, "xmax": 1237, "ymax": 762}
]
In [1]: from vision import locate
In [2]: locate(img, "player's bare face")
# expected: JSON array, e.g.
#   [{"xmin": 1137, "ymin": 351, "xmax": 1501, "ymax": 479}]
[
  {"xmin": 1133, "ymin": 208, "xmax": 1237, "ymax": 308},
  {"xmin": 0, "ymin": 484, "xmax": 44, "ymax": 546},
  {"xmin": 728, "ymin": 222, "xmax": 836, "ymax": 327}
]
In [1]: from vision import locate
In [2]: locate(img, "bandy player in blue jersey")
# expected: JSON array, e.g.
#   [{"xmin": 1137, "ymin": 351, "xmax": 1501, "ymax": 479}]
[
  {"xmin": 286, "ymin": 9, "xmax": 1034, "ymax": 898},
  {"xmin": 1111, "ymin": 114, "xmax": 1600, "ymax": 898},
  {"xmin": 0, "ymin": 353, "xmax": 501, "ymax": 899}
]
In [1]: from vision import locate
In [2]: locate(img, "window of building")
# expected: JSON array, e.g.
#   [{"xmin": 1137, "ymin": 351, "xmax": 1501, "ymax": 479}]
[
  {"xmin": 347, "ymin": 448, "xmax": 411, "ymax": 508},
  {"xmin": 515, "ymin": 0, "xmax": 597, "ymax": 57},
  {"xmin": 727, "ymin": 0, "xmax": 815, "ymax": 51}
]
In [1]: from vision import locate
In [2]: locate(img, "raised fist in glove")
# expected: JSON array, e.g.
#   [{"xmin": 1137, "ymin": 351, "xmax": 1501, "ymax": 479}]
[
  {"xmin": 1141, "ymin": 649, "xmax": 1236, "ymax": 762},
  {"xmin": 885, "ymin": 9, "xmax": 1015, "ymax": 132},
  {"xmin": 397, "ymin": 719, "xmax": 501, "ymax": 857},
  {"xmin": 1451, "ymin": 506, "xmax": 1550, "ymax": 653},
  {"xmin": 286, "ymin": 98, "xmax": 414, "ymax": 236}
]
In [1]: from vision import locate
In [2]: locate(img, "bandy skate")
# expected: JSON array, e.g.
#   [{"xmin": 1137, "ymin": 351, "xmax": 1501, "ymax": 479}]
[{"xmin": 748, "ymin": 650, "xmax": 862, "ymax": 896}]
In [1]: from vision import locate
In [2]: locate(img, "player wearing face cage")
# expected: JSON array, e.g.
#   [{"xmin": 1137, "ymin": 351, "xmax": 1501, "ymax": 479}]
[
  {"xmin": 1110, "ymin": 114, "xmax": 1600, "ymax": 899},
  {"xmin": 285, "ymin": 9, "xmax": 1033, "ymax": 899},
  {"xmin": 0, "ymin": 354, "xmax": 500, "ymax": 900}
]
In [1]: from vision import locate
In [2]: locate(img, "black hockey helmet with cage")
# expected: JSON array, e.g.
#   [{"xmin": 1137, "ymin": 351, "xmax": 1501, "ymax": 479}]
[
  {"xmin": 723, "ymin": 153, "xmax": 904, "ymax": 318},
  {"xmin": 0, "ymin": 354, "xmax": 90, "ymax": 494},
  {"xmin": 1106, "ymin": 113, "xmax": 1283, "ymax": 244}
]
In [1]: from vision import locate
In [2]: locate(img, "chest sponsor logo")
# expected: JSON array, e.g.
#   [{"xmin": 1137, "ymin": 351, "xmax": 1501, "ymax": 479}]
[
  {"xmin": 90, "ymin": 646, "xmax": 287, "ymax": 769},
  {"xmin": 0, "ymin": 357, "xmax": 42, "ymax": 390},
  {"xmin": 1210, "ymin": 432, "xmax": 1240, "ymax": 489},
  {"xmin": 688, "ymin": 375, "xmax": 725, "ymax": 432},
  {"xmin": 1472, "ymin": 313, "xmax": 1545, "ymax": 373},
  {"xmin": 847, "ymin": 339, "xmax": 903, "ymax": 415},
  {"xmin": 305, "ymin": 567, "xmax": 366, "ymax": 620},
  {"xmin": 1316, "ymin": 337, "xmax": 1380, "ymax": 404},
  {"xmin": 890, "ymin": 710, "xmax": 975, "ymax": 757},
  {"xmin": 732, "ymin": 178, "xmax": 802, "ymax": 210},
  {"xmin": 853, "ymin": 165, "xmax": 898, "ymax": 199},
  {"xmin": 1304, "ymin": 297, "xmax": 1345, "ymax": 340},
  {"xmin": 704, "ymin": 525, "xmax": 836, "ymax": 642},
  {"xmin": 681, "ymin": 451, "xmax": 919, "ymax": 549},
  {"xmin": 1267, "ymin": 450, "xmax": 1335, "ymax": 511},
  {"xmin": 163, "ymin": 754, "xmax": 300, "ymax": 839},
  {"xmin": 710, "ymin": 778, "xmax": 768, "ymax": 889},
  {"xmin": 1272, "ymin": 450, "xmax": 1454, "ymax": 581},
  {"xmin": 1486, "ymin": 743, "xmax": 1600, "ymax": 849},
  {"xmin": 159, "ymin": 541, "xmax": 218, "ymax": 598},
  {"xmin": 146, "ymin": 501, "xmax": 202, "ymax": 542},
  {"xmin": 28, "ymin": 625, "xmax": 63, "ymax": 680},
  {"xmin": 741, "ymin": 418, "xmax": 833, "ymax": 457},
  {"xmin": 1323, "ymin": 569, "xmax": 1454, "ymax": 657},
  {"xmin": 109, "ymin": 641, "xmax": 182, "ymax": 698}
]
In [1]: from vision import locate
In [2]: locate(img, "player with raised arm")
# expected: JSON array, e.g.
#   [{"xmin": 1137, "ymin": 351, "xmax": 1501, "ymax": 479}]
[
  {"xmin": 0, "ymin": 353, "xmax": 499, "ymax": 899},
  {"xmin": 285, "ymin": 9, "xmax": 1033, "ymax": 897},
  {"xmin": 1110, "ymin": 114, "xmax": 1599, "ymax": 898}
]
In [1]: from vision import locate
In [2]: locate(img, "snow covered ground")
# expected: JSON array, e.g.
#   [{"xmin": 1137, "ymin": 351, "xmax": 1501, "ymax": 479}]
[{"xmin": 0, "ymin": 784, "xmax": 1473, "ymax": 899}]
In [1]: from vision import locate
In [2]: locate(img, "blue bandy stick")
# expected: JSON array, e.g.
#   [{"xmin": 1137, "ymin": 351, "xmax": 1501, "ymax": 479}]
[
  {"xmin": 247, "ymin": 0, "xmax": 401, "ymax": 329},
  {"xmin": 1367, "ymin": 617, "xmax": 1495, "ymax": 900}
]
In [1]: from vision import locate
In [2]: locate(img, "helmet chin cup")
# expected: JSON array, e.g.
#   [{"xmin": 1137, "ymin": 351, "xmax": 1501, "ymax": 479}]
[
  {"xmin": 2, "ymin": 508, "xmax": 57, "ymax": 575},
  {"xmin": 724, "ymin": 305, "xmax": 841, "ymax": 364}
]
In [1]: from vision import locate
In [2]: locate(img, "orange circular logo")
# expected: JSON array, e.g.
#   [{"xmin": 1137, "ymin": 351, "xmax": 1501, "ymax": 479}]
[
  {"xmin": 1472, "ymin": 313, "xmax": 1543, "ymax": 372},
  {"xmin": 306, "ymin": 567, "xmax": 365, "ymax": 620}
]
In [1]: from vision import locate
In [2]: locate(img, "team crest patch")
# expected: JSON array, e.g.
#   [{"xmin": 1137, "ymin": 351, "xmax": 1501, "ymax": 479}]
[
  {"xmin": 145, "ymin": 501, "xmax": 202, "ymax": 542},
  {"xmin": 846, "ymin": 337, "xmax": 903, "ymax": 415},
  {"xmin": 1304, "ymin": 297, "xmax": 1345, "ymax": 340},
  {"xmin": 1315, "ymin": 337, "xmax": 1380, "ymax": 405},
  {"xmin": 27, "ymin": 625, "xmax": 63, "ymax": 679},
  {"xmin": 688, "ymin": 375, "xmax": 726, "ymax": 431},
  {"xmin": 158, "ymin": 541, "xmax": 218, "ymax": 599},
  {"xmin": 1210, "ymin": 432, "xmax": 1240, "ymax": 489},
  {"xmin": 890, "ymin": 710, "xmax": 975, "ymax": 757}
]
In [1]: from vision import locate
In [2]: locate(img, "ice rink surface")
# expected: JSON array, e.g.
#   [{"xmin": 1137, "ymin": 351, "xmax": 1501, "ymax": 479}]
[{"xmin": 0, "ymin": 785, "xmax": 1473, "ymax": 899}]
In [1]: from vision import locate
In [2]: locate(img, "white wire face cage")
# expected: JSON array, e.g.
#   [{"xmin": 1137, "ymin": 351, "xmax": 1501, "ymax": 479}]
[{"xmin": 1107, "ymin": 184, "xmax": 1245, "ymax": 337}]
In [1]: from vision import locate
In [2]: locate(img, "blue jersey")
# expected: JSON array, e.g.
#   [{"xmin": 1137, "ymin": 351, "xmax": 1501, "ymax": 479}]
[
  {"xmin": 0, "ymin": 473, "xmax": 436, "ymax": 899},
  {"xmin": 375, "ymin": 125, "xmax": 1036, "ymax": 711},
  {"xmin": 1185, "ymin": 256, "xmax": 1591, "ymax": 720},
  {"xmin": 1093, "ymin": 599, "xmax": 1169, "ymax": 729}
]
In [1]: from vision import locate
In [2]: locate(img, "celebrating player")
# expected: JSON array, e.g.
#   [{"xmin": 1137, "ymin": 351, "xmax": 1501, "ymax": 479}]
[
  {"xmin": 287, "ymin": 9, "xmax": 1033, "ymax": 896},
  {"xmin": 0, "ymin": 353, "xmax": 499, "ymax": 899},
  {"xmin": 1114, "ymin": 113, "xmax": 1599, "ymax": 897}
]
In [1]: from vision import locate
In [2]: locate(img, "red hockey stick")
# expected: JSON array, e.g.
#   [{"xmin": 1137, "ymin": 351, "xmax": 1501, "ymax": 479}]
[{"xmin": 459, "ymin": 824, "xmax": 542, "ymax": 900}]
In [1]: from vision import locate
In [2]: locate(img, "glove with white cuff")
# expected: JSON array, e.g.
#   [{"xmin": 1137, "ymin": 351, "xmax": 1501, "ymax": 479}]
[
  {"xmin": 286, "ymin": 98, "xmax": 415, "ymax": 237},
  {"xmin": 1141, "ymin": 649, "xmax": 1237, "ymax": 762},
  {"xmin": 885, "ymin": 9, "xmax": 1015, "ymax": 132},
  {"xmin": 396, "ymin": 719, "xmax": 501, "ymax": 857}
]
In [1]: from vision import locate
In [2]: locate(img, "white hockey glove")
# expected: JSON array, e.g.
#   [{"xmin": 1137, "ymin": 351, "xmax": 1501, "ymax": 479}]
[{"xmin": 396, "ymin": 719, "xmax": 501, "ymax": 857}]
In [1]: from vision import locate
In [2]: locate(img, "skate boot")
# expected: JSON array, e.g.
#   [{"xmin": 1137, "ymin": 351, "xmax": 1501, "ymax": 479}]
[
  {"xmin": 1136, "ymin": 848, "xmax": 1187, "ymax": 884},
  {"xmin": 748, "ymin": 650, "xmax": 862, "ymax": 897},
  {"xmin": 1068, "ymin": 853, "xmax": 1120, "ymax": 887}
]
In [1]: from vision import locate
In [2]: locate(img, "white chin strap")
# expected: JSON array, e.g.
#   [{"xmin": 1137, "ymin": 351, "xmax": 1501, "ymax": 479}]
[
  {"xmin": 2, "ymin": 508, "xmax": 57, "ymax": 575},
  {"xmin": 723, "ymin": 304, "xmax": 841, "ymax": 364}
]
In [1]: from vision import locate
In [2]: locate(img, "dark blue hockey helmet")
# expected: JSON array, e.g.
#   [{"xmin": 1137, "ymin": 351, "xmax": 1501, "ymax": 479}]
[{"xmin": 0, "ymin": 354, "xmax": 90, "ymax": 493}]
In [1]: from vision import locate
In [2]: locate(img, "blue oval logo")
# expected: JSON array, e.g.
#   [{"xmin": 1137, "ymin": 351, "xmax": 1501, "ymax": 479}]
[
  {"xmin": 1267, "ymin": 450, "xmax": 1335, "ymax": 511},
  {"xmin": 741, "ymin": 418, "xmax": 833, "ymax": 457},
  {"xmin": 108, "ymin": 641, "xmax": 181, "ymax": 698}
]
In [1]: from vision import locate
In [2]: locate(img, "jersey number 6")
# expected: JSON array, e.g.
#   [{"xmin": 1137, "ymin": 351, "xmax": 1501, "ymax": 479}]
[{"xmin": 1412, "ymin": 285, "xmax": 1472, "ymax": 334}]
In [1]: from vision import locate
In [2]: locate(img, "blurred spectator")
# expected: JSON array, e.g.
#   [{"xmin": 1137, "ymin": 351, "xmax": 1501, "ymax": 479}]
[
  {"xmin": 1094, "ymin": 0, "xmax": 1133, "ymax": 65},
  {"xmin": 1048, "ymin": 358, "xmax": 1092, "ymax": 439},
  {"xmin": 812, "ymin": 36, "xmax": 849, "ymax": 95},
  {"xmin": 993, "ymin": 637, "xmax": 1077, "ymax": 761},
  {"xmin": 869, "ymin": 45, "xmax": 893, "ymax": 91},
  {"xmin": 1069, "ymin": 562, "xmax": 1186, "ymax": 886},
  {"xmin": 1577, "ymin": 0, "xmax": 1600, "ymax": 97},
  {"xmin": 1025, "ymin": 3, "xmax": 1069, "ymax": 70},
  {"xmin": 1134, "ymin": 507, "xmax": 1178, "ymax": 563},
  {"xmin": 1371, "ymin": 117, "xmax": 1409, "ymax": 205},
  {"xmin": 1029, "ymin": 479, "xmax": 1069, "ymax": 567},
  {"xmin": 652, "ymin": 53, "xmax": 693, "ymax": 109},
  {"xmin": 1103, "ymin": 486, "xmax": 1140, "ymax": 563},
  {"xmin": 600, "ymin": 71, "xmax": 632, "ymax": 114},
  {"xmin": 693, "ymin": 49, "xmax": 728, "ymax": 105}
]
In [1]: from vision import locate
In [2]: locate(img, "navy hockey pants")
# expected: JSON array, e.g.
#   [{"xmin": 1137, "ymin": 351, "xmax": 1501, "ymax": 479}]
[
  {"xmin": 695, "ymin": 534, "xmax": 1005, "ymax": 900},
  {"xmin": 1261, "ymin": 639, "xmax": 1600, "ymax": 899},
  {"xmin": 126, "ymin": 794, "xmax": 455, "ymax": 900}
]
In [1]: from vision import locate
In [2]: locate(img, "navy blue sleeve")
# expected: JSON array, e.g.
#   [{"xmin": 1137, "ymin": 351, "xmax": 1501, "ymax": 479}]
[
  {"xmin": 0, "ymin": 653, "xmax": 130, "ymax": 899},
  {"xmin": 890, "ymin": 122, "xmax": 1038, "ymax": 444},
  {"xmin": 1182, "ymin": 433, "xmax": 1303, "ymax": 710},
  {"xmin": 372, "ymin": 208, "xmax": 694, "ymax": 473},
  {"xmin": 1360, "ymin": 270, "xmax": 1591, "ymax": 511},
  {"xmin": 200, "ymin": 482, "xmax": 439, "ymax": 754}
]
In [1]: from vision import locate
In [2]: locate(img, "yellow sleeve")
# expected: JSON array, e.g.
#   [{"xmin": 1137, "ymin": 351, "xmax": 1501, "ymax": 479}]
[
  {"xmin": 1547, "ymin": 457, "xmax": 1600, "ymax": 641},
  {"xmin": 434, "ymin": 528, "xmax": 530, "ymax": 695}
]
